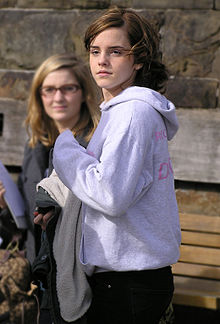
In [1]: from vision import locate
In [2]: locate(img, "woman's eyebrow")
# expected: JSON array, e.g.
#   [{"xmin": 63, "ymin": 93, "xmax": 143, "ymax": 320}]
[{"xmin": 90, "ymin": 45, "xmax": 127, "ymax": 49}]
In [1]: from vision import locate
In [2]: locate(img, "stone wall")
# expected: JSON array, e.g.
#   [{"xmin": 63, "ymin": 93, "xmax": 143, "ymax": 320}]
[{"xmin": 0, "ymin": 1, "xmax": 220, "ymax": 202}]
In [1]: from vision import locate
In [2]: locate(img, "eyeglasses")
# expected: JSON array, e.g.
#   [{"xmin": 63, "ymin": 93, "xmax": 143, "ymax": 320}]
[{"xmin": 40, "ymin": 84, "xmax": 81, "ymax": 97}]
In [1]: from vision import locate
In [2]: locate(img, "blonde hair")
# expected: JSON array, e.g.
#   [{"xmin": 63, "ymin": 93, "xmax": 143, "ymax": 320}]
[{"xmin": 25, "ymin": 53, "xmax": 100, "ymax": 148}]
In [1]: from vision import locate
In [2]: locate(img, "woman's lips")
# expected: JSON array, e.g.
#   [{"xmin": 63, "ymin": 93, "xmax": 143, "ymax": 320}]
[
  {"xmin": 53, "ymin": 106, "xmax": 67, "ymax": 110},
  {"xmin": 97, "ymin": 70, "xmax": 111, "ymax": 76}
]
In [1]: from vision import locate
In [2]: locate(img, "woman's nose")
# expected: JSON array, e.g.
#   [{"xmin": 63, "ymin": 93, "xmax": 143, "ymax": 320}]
[
  {"xmin": 53, "ymin": 89, "xmax": 65, "ymax": 100},
  {"xmin": 98, "ymin": 52, "xmax": 108, "ymax": 66}
]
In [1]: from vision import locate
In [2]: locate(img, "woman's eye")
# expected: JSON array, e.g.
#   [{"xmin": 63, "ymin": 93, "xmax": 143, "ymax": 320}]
[
  {"xmin": 45, "ymin": 87, "xmax": 54, "ymax": 93},
  {"xmin": 90, "ymin": 49, "xmax": 99, "ymax": 55},
  {"xmin": 63, "ymin": 85, "xmax": 80, "ymax": 93},
  {"xmin": 111, "ymin": 49, "xmax": 121, "ymax": 55},
  {"xmin": 64, "ymin": 86, "xmax": 74, "ymax": 91}
]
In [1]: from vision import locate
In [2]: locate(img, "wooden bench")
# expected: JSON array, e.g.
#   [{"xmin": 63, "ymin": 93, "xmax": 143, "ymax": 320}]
[{"xmin": 173, "ymin": 212, "xmax": 220, "ymax": 310}]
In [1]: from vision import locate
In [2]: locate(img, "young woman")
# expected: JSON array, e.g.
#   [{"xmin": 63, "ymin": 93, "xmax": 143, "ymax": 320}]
[
  {"xmin": 0, "ymin": 53, "xmax": 100, "ymax": 323},
  {"xmin": 48, "ymin": 7, "xmax": 180, "ymax": 324}
]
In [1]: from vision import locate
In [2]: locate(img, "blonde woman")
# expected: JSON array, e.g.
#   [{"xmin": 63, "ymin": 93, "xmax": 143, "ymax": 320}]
[{"xmin": 0, "ymin": 53, "xmax": 100, "ymax": 323}]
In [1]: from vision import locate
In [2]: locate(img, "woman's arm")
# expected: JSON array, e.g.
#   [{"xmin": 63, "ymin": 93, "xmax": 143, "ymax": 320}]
[{"xmin": 53, "ymin": 112, "xmax": 153, "ymax": 216}]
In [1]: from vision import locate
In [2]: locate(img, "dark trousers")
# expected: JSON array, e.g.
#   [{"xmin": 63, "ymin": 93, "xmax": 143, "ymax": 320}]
[
  {"xmin": 87, "ymin": 266, "xmax": 174, "ymax": 324},
  {"xmin": 39, "ymin": 309, "xmax": 53, "ymax": 324}
]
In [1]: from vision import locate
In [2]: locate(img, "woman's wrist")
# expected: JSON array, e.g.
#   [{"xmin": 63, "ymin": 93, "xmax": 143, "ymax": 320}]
[{"xmin": 0, "ymin": 202, "xmax": 7, "ymax": 210}]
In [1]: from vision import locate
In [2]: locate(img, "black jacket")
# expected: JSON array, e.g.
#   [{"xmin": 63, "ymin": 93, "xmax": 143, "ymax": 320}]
[
  {"xmin": 32, "ymin": 135, "xmax": 88, "ymax": 324},
  {"xmin": 32, "ymin": 187, "xmax": 87, "ymax": 324}
]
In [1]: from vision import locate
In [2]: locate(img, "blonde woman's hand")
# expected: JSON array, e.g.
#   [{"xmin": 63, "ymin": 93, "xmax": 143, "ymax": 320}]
[
  {"xmin": 33, "ymin": 209, "xmax": 54, "ymax": 231},
  {"xmin": 0, "ymin": 181, "xmax": 7, "ymax": 209}
]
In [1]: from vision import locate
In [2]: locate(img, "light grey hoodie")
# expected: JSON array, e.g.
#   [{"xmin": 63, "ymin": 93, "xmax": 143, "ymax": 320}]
[{"xmin": 53, "ymin": 86, "xmax": 181, "ymax": 275}]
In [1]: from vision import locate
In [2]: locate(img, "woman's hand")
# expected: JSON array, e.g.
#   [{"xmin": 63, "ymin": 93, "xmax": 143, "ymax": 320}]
[
  {"xmin": 33, "ymin": 209, "xmax": 54, "ymax": 231},
  {"xmin": 0, "ymin": 181, "xmax": 7, "ymax": 209}
]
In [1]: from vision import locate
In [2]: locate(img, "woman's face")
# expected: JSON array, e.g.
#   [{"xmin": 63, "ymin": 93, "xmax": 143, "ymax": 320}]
[
  {"xmin": 89, "ymin": 26, "xmax": 140, "ymax": 101},
  {"xmin": 40, "ymin": 68, "xmax": 83, "ymax": 133}
]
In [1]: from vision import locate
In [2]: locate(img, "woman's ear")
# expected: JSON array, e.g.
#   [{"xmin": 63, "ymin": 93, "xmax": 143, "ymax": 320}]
[{"xmin": 134, "ymin": 63, "xmax": 143, "ymax": 71}]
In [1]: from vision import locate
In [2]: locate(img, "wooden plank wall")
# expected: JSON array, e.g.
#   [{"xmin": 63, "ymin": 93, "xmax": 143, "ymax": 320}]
[{"xmin": 169, "ymin": 109, "xmax": 220, "ymax": 184}]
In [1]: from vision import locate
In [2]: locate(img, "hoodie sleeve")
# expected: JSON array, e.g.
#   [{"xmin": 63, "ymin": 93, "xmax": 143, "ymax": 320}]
[
  {"xmin": 37, "ymin": 169, "xmax": 70, "ymax": 208},
  {"xmin": 53, "ymin": 109, "xmax": 154, "ymax": 216}
]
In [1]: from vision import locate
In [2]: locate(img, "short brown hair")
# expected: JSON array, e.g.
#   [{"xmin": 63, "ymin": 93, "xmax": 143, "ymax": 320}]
[{"xmin": 84, "ymin": 7, "xmax": 168, "ymax": 92}]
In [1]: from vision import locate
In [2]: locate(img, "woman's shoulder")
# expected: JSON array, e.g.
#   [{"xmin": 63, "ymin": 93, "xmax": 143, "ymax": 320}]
[
  {"xmin": 122, "ymin": 97, "xmax": 156, "ymax": 123},
  {"xmin": 22, "ymin": 141, "xmax": 51, "ymax": 172}
]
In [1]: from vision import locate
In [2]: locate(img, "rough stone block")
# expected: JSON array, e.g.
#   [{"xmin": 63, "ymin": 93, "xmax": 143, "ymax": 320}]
[
  {"xmin": 138, "ymin": 9, "xmax": 165, "ymax": 29},
  {"xmin": 0, "ymin": 10, "xmax": 107, "ymax": 70},
  {"xmin": 165, "ymin": 77, "xmax": 219, "ymax": 108},
  {"xmin": 0, "ymin": 0, "xmax": 215, "ymax": 9},
  {"xmin": 132, "ymin": 0, "xmax": 214, "ymax": 9},
  {"xmin": 0, "ymin": 98, "xmax": 27, "ymax": 166},
  {"xmin": 111, "ymin": 0, "xmax": 132, "ymax": 7},
  {"xmin": 162, "ymin": 10, "xmax": 220, "ymax": 79},
  {"xmin": 212, "ymin": 46, "xmax": 220, "ymax": 87},
  {"xmin": 0, "ymin": 70, "xmax": 34, "ymax": 101},
  {"xmin": 0, "ymin": 0, "xmax": 16, "ymax": 7},
  {"xmin": 16, "ymin": 0, "xmax": 111, "ymax": 9}
]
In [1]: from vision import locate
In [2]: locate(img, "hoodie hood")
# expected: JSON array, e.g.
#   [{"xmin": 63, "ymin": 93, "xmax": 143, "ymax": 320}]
[{"xmin": 100, "ymin": 86, "xmax": 179, "ymax": 140}]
